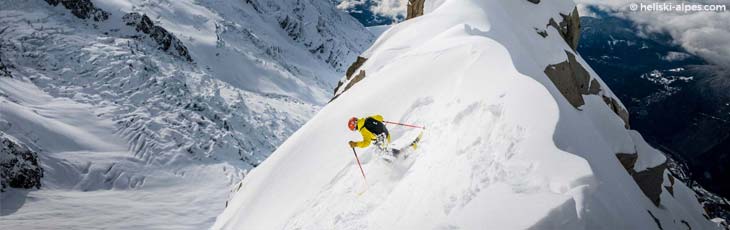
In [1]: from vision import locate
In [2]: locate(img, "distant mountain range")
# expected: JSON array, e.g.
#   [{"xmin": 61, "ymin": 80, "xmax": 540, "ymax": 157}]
[{"xmin": 578, "ymin": 9, "xmax": 730, "ymax": 201}]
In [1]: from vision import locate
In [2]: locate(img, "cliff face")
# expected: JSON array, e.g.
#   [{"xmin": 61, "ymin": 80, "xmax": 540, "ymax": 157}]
[
  {"xmin": 1, "ymin": 133, "xmax": 43, "ymax": 192},
  {"xmin": 44, "ymin": 0, "xmax": 109, "ymax": 21},
  {"xmin": 407, "ymin": 0, "xmax": 426, "ymax": 19},
  {"xmin": 122, "ymin": 12, "xmax": 193, "ymax": 62}
]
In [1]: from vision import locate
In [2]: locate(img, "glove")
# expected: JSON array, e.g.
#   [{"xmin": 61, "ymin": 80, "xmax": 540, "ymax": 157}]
[{"xmin": 348, "ymin": 141, "xmax": 357, "ymax": 148}]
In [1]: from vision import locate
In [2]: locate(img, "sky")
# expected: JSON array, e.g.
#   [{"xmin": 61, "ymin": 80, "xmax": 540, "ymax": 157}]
[
  {"xmin": 336, "ymin": 0, "xmax": 408, "ymax": 21},
  {"xmin": 336, "ymin": 0, "xmax": 729, "ymax": 75},
  {"xmin": 575, "ymin": 0, "xmax": 730, "ymax": 74}
]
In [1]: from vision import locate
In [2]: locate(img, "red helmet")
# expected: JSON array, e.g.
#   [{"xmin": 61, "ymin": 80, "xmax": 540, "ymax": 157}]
[{"xmin": 348, "ymin": 117, "xmax": 358, "ymax": 131}]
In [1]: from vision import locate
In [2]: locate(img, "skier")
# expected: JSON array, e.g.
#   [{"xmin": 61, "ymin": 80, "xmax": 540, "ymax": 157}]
[{"xmin": 348, "ymin": 115, "xmax": 420, "ymax": 159}]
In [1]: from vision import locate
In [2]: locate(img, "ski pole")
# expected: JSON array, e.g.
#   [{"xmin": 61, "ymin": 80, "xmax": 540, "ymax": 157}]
[
  {"xmin": 383, "ymin": 120, "xmax": 425, "ymax": 129},
  {"xmin": 351, "ymin": 147, "xmax": 367, "ymax": 182}
]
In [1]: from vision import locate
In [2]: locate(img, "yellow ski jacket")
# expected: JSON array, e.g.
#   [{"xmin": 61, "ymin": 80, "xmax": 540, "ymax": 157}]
[{"xmin": 353, "ymin": 115, "xmax": 391, "ymax": 148}]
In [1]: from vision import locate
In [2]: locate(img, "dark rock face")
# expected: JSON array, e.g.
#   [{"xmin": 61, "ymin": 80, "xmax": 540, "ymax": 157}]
[
  {"xmin": 527, "ymin": 0, "xmax": 540, "ymax": 4},
  {"xmin": 602, "ymin": 95, "xmax": 630, "ymax": 128},
  {"xmin": 343, "ymin": 70, "xmax": 366, "ymax": 92},
  {"xmin": 45, "ymin": 0, "xmax": 109, "ymax": 21},
  {"xmin": 615, "ymin": 152, "xmax": 668, "ymax": 206},
  {"xmin": 332, "ymin": 56, "xmax": 368, "ymax": 101},
  {"xmin": 1, "ymin": 134, "xmax": 43, "ymax": 192},
  {"xmin": 0, "ymin": 55, "xmax": 11, "ymax": 78},
  {"xmin": 544, "ymin": 51, "xmax": 630, "ymax": 127},
  {"xmin": 122, "ymin": 13, "xmax": 193, "ymax": 62},
  {"xmin": 345, "ymin": 56, "xmax": 368, "ymax": 81},
  {"xmin": 407, "ymin": 0, "xmax": 426, "ymax": 20},
  {"xmin": 544, "ymin": 51, "xmax": 591, "ymax": 108},
  {"xmin": 547, "ymin": 7, "xmax": 580, "ymax": 50}
]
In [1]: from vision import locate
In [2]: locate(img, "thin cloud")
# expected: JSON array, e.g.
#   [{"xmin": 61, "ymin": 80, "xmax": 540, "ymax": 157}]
[{"xmin": 575, "ymin": 0, "xmax": 730, "ymax": 71}]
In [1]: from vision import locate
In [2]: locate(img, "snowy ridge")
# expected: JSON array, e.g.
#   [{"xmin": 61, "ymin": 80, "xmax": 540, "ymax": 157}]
[
  {"xmin": 1, "ymin": 0, "xmax": 370, "ymax": 228},
  {"xmin": 215, "ymin": 0, "xmax": 721, "ymax": 229}
]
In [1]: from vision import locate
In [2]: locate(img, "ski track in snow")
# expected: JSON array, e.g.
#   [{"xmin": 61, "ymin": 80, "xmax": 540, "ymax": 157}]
[{"xmin": 284, "ymin": 100, "xmax": 531, "ymax": 229}]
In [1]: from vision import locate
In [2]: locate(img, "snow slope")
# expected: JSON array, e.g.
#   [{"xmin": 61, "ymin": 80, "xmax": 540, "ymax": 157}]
[
  {"xmin": 1, "ymin": 0, "xmax": 371, "ymax": 228},
  {"xmin": 215, "ymin": 0, "xmax": 721, "ymax": 229}
]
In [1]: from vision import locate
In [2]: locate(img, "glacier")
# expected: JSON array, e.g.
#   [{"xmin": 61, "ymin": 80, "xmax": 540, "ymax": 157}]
[{"xmin": 0, "ymin": 0, "xmax": 371, "ymax": 228}]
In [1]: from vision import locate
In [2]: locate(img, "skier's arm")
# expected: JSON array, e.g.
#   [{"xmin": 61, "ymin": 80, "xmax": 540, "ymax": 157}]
[{"xmin": 354, "ymin": 135, "xmax": 372, "ymax": 148}]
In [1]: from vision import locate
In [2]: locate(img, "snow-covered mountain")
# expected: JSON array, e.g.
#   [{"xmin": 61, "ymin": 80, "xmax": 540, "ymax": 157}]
[
  {"xmin": 215, "ymin": 0, "xmax": 725, "ymax": 229},
  {"xmin": 0, "ymin": 0, "xmax": 371, "ymax": 228}
]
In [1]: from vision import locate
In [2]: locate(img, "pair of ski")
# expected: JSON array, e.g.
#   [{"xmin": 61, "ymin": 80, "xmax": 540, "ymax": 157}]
[
  {"xmin": 351, "ymin": 130, "xmax": 423, "ymax": 196},
  {"xmin": 380, "ymin": 131, "xmax": 423, "ymax": 163}
]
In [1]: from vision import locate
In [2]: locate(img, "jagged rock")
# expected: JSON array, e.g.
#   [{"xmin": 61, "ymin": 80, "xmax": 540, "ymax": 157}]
[
  {"xmin": 615, "ymin": 152, "xmax": 668, "ymax": 206},
  {"xmin": 535, "ymin": 28, "xmax": 548, "ymax": 38},
  {"xmin": 345, "ymin": 56, "xmax": 367, "ymax": 81},
  {"xmin": 634, "ymin": 163, "xmax": 667, "ymax": 206},
  {"xmin": 1, "ymin": 134, "xmax": 43, "ymax": 192},
  {"xmin": 122, "ymin": 13, "xmax": 193, "ymax": 62},
  {"xmin": 546, "ymin": 7, "xmax": 580, "ymax": 50},
  {"xmin": 44, "ymin": 0, "xmax": 109, "ymax": 21},
  {"xmin": 0, "ymin": 57, "xmax": 11, "ymax": 78},
  {"xmin": 544, "ymin": 51, "xmax": 590, "ymax": 108},
  {"xmin": 527, "ymin": 0, "xmax": 540, "ymax": 4},
  {"xmin": 588, "ymin": 79, "xmax": 629, "ymax": 127},
  {"xmin": 602, "ymin": 95, "xmax": 630, "ymax": 128},
  {"xmin": 332, "ymin": 56, "xmax": 368, "ymax": 101},
  {"xmin": 616, "ymin": 152, "xmax": 638, "ymax": 170},
  {"xmin": 544, "ymin": 51, "xmax": 630, "ymax": 128},
  {"xmin": 407, "ymin": 0, "xmax": 426, "ymax": 20},
  {"xmin": 343, "ymin": 70, "xmax": 366, "ymax": 92},
  {"xmin": 0, "ymin": 39, "xmax": 11, "ymax": 78}
]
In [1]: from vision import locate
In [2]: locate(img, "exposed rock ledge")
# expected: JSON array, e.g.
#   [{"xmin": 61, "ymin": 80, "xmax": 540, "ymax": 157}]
[
  {"xmin": 122, "ymin": 13, "xmax": 194, "ymax": 62},
  {"xmin": 1, "ymin": 133, "xmax": 43, "ymax": 192},
  {"xmin": 546, "ymin": 7, "xmax": 580, "ymax": 50},
  {"xmin": 544, "ymin": 51, "xmax": 630, "ymax": 128},
  {"xmin": 331, "ymin": 56, "xmax": 367, "ymax": 101},
  {"xmin": 407, "ymin": 0, "xmax": 426, "ymax": 20},
  {"xmin": 45, "ymin": 0, "xmax": 109, "ymax": 21},
  {"xmin": 616, "ymin": 152, "xmax": 668, "ymax": 206}
]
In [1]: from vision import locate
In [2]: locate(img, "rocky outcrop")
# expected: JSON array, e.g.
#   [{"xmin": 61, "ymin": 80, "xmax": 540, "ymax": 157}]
[
  {"xmin": 343, "ymin": 70, "xmax": 366, "ymax": 92},
  {"xmin": 546, "ymin": 7, "xmax": 580, "ymax": 50},
  {"xmin": 0, "ymin": 54, "xmax": 11, "ymax": 78},
  {"xmin": 1, "ymin": 134, "xmax": 43, "ymax": 192},
  {"xmin": 122, "ymin": 13, "xmax": 193, "ymax": 62},
  {"xmin": 544, "ymin": 51, "xmax": 591, "ymax": 108},
  {"xmin": 527, "ymin": 0, "xmax": 540, "ymax": 4},
  {"xmin": 616, "ymin": 152, "xmax": 668, "ymax": 206},
  {"xmin": 602, "ymin": 95, "xmax": 630, "ymax": 128},
  {"xmin": 331, "ymin": 56, "xmax": 368, "ymax": 101},
  {"xmin": 407, "ymin": 0, "xmax": 426, "ymax": 20},
  {"xmin": 544, "ymin": 51, "xmax": 630, "ymax": 128},
  {"xmin": 345, "ymin": 56, "xmax": 367, "ymax": 80},
  {"xmin": 45, "ymin": 0, "xmax": 109, "ymax": 21}
]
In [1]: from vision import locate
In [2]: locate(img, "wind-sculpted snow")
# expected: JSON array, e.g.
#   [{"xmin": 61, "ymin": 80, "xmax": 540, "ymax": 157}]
[
  {"xmin": 216, "ymin": 0, "xmax": 722, "ymax": 229},
  {"xmin": 0, "ymin": 0, "xmax": 370, "ymax": 228}
]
